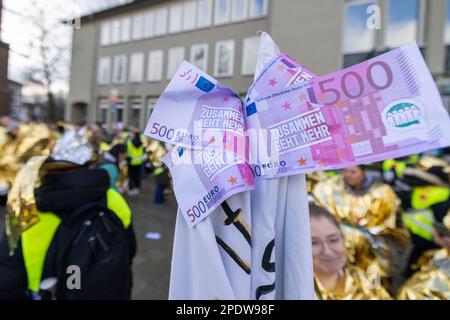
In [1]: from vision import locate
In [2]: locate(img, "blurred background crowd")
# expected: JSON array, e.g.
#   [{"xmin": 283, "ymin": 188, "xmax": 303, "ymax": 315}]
[{"xmin": 0, "ymin": 116, "xmax": 449, "ymax": 300}]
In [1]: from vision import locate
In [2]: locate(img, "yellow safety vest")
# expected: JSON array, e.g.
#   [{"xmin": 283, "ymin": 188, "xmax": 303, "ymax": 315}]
[
  {"xmin": 382, "ymin": 159, "xmax": 406, "ymax": 178},
  {"xmin": 127, "ymin": 140, "xmax": 144, "ymax": 166},
  {"xmin": 99, "ymin": 141, "xmax": 110, "ymax": 153},
  {"xmin": 402, "ymin": 186, "xmax": 450, "ymax": 241},
  {"xmin": 21, "ymin": 188, "xmax": 132, "ymax": 293},
  {"xmin": 402, "ymin": 209, "xmax": 434, "ymax": 241},
  {"xmin": 411, "ymin": 186, "xmax": 450, "ymax": 210}
]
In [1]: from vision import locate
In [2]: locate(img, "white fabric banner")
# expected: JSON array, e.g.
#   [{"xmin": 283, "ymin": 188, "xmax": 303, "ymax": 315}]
[{"xmin": 168, "ymin": 33, "xmax": 314, "ymax": 300}]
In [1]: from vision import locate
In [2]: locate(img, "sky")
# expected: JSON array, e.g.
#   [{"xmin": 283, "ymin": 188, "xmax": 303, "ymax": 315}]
[{"xmin": 1, "ymin": 0, "xmax": 132, "ymax": 98}]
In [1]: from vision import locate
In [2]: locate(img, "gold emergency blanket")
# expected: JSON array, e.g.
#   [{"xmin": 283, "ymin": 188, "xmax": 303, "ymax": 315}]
[
  {"xmin": 312, "ymin": 175, "xmax": 410, "ymax": 277},
  {"xmin": 314, "ymin": 265, "xmax": 392, "ymax": 300},
  {"xmin": 0, "ymin": 124, "xmax": 52, "ymax": 191},
  {"xmin": 5, "ymin": 155, "xmax": 48, "ymax": 253},
  {"xmin": 397, "ymin": 249, "xmax": 450, "ymax": 300}
]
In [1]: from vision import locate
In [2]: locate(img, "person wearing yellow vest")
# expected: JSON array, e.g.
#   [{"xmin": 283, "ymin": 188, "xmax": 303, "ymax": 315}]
[
  {"xmin": 387, "ymin": 155, "xmax": 450, "ymax": 277},
  {"xmin": 127, "ymin": 131, "xmax": 145, "ymax": 196},
  {"xmin": 0, "ymin": 130, "xmax": 136, "ymax": 299}
]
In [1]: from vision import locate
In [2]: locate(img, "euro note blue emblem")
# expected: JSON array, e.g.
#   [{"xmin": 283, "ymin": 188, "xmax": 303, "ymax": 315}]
[{"xmin": 195, "ymin": 76, "xmax": 215, "ymax": 93}]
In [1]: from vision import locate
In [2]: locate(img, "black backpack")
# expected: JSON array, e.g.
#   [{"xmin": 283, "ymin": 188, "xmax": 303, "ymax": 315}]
[{"xmin": 42, "ymin": 202, "xmax": 133, "ymax": 300}]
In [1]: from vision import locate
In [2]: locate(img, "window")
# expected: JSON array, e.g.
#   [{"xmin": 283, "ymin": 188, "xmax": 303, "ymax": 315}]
[
  {"xmin": 120, "ymin": 17, "xmax": 131, "ymax": 42},
  {"xmin": 97, "ymin": 57, "xmax": 111, "ymax": 85},
  {"xmin": 231, "ymin": 0, "xmax": 248, "ymax": 22},
  {"xmin": 98, "ymin": 100, "xmax": 109, "ymax": 123},
  {"xmin": 113, "ymin": 102, "xmax": 124, "ymax": 123},
  {"xmin": 249, "ymin": 0, "xmax": 268, "ymax": 18},
  {"xmin": 147, "ymin": 50, "xmax": 164, "ymax": 81},
  {"xmin": 169, "ymin": 4, "xmax": 183, "ymax": 34},
  {"xmin": 445, "ymin": 0, "xmax": 450, "ymax": 44},
  {"xmin": 342, "ymin": 1, "xmax": 376, "ymax": 54},
  {"xmin": 214, "ymin": 40, "xmax": 234, "ymax": 77},
  {"xmin": 144, "ymin": 11, "xmax": 154, "ymax": 38},
  {"xmin": 131, "ymin": 100, "xmax": 142, "ymax": 129},
  {"xmin": 146, "ymin": 98, "xmax": 157, "ymax": 121},
  {"xmin": 100, "ymin": 22, "xmax": 110, "ymax": 46},
  {"xmin": 242, "ymin": 36, "xmax": 260, "ymax": 75},
  {"xmin": 214, "ymin": 0, "xmax": 231, "ymax": 25},
  {"xmin": 190, "ymin": 43, "xmax": 208, "ymax": 72},
  {"xmin": 155, "ymin": 7, "xmax": 168, "ymax": 36},
  {"xmin": 385, "ymin": 0, "xmax": 422, "ymax": 48},
  {"xmin": 167, "ymin": 47, "xmax": 185, "ymax": 79},
  {"xmin": 110, "ymin": 19, "xmax": 120, "ymax": 44},
  {"xmin": 183, "ymin": 1, "xmax": 197, "ymax": 31},
  {"xmin": 129, "ymin": 52, "xmax": 144, "ymax": 83},
  {"xmin": 197, "ymin": 0, "xmax": 212, "ymax": 28},
  {"xmin": 112, "ymin": 55, "xmax": 127, "ymax": 84},
  {"xmin": 132, "ymin": 14, "xmax": 144, "ymax": 40}
]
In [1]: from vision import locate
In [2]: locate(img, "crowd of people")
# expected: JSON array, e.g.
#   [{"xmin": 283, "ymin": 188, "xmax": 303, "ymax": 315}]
[
  {"xmin": 308, "ymin": 152, "xmax": 450, "ymax": 299},
  {"xmin": 0, "ymin": 116, "xmax": 448, "ymax": 300},
  {"xmin": 0, "ymin": 117, "xmax": 170, "ymax": 299}
]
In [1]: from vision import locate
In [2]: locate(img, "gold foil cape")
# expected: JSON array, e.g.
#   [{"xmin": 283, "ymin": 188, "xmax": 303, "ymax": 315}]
[
  {"xmin": 312, "ymin": 175, "xmax": 410, "ymax": 277},
  {"xmin": 6, "ymin": 155, "xmax": 48, "ymax": 253},
  {"xmin": 0, "ymin": 124, "xmax": 52, "ymax": 192},
  {"xmin": 146, "ymin": 139, "xmax": 167, "ymax": 167},
  {"xmin": 397, "ymin": 249, "xmax": 450, "ymax": 300},
  {"xmin": 314, "ymin": 265, "xmax": 392, "ymax": 300}
]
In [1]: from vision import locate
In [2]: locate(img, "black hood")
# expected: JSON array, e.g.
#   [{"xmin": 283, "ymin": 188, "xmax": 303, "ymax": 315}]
[
  {"xmin": 35, "ymin": 168, "xmax": 109, "ymax": 215},
  {"xmin": 131, "ymin": 136, "xmax": 142, "ymax": 148}
]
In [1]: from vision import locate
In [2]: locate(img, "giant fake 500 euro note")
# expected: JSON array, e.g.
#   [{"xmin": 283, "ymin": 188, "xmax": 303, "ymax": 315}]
[
  {"xmin": 145, "ymin": 61, "xmax": 254, "ymax": 227},
  {"xmin": 245, "ymin": 42, "xmax": 450, "ymax": 177}
]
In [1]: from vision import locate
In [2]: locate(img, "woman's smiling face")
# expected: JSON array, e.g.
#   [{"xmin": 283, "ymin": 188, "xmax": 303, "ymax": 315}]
[{"xmin": 311, "ymin": 216, "xmax": 347, "ymax": 276}]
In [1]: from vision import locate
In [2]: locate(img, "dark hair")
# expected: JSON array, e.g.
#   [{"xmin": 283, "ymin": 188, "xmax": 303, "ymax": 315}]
[
  {"xmin": 309, "ymin": 203, "xmax": 340, "ymax": 229},
  {"xmin": 109, "ymin": 143, "xmax": 126, "ymax": 159}
]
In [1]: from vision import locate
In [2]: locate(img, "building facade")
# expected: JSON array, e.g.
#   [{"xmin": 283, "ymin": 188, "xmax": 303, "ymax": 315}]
[
  {"xmin": 9, "ymin": 80, "xmax": 22, "ymax": 118},
  {"xmin": 0, "ymin": 0, "xmax": 10, "ymax": 116},
  {"xmin": 67, "ymin": 0, "xmax": 450, "ymax": 130}
]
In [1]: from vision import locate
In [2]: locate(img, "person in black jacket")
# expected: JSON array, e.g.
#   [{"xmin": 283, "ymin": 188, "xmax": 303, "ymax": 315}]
[{"xmin": 0, "ymin": 130, "xmax": 136, "ymax": 300}]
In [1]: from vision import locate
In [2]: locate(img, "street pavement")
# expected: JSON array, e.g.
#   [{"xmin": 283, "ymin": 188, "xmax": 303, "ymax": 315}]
[{"xmin": 125, "ymin": 175, "xmax": 177, "ymax": 299}]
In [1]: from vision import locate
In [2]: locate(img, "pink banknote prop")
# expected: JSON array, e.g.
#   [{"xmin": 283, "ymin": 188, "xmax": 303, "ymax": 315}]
[
  {"xmin": 145, "ymin": 61, "xmax": 254, "ymax": 227},
  {"xmin": 246, "ymin": 42, "xmax": 450, "ymax": 177},
  {"xmin": 146, "ymin": 42, "xmax": 450, "ymax": 227}
]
